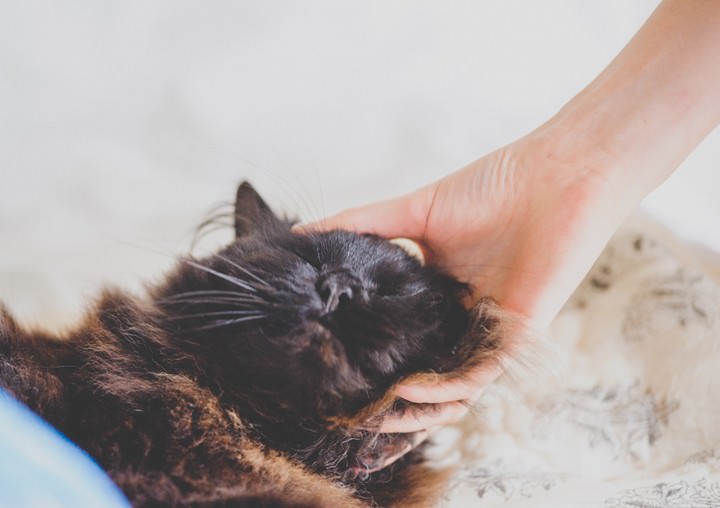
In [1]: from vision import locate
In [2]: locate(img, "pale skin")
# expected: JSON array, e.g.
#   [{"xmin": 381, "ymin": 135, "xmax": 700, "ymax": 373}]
[{"xmin": 298, "ymin": 0, "xmax": 720, "ymax": 446}]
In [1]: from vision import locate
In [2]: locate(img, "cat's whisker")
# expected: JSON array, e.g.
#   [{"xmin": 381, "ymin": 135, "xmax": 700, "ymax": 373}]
[
  {"xmin": 160, "ymin": 298, "xmax": 266, "ymax": 308},
  {"xmin": 216, "ymin": 255, "xmax": 273, "ymax": 289},
  {"xmin": 185, "ymin": 260, "xmax": 260, "ymax": 293},
  {"xmin": 190, "ymin": 315, "xmax": 270, "ymax": 331},
  {"xmin": 162, "ymin": 289, "xmax": 265, "ymax": 301},
  {"xmin": 191, "ymin": 224, "xmax": 234, "ymax": 249},
  {"xmin": 159, "ymin": 291, "xmax": 269, "ymax": 305},
  {"xmin": 260, "ymin": 145, "xmax": 319, "ymax": 223},
  {"xmin": 159, "ymin": 296, "xmax": 266, "ymax": 308},
  {"xmin": 161, "ymin": 294, "xmax": 266, "ymax": 305},
  {"xmin": 167, "ymin": 310, "xmax": 269, "ymax": 321},
  {"xmin": 190, "ymin": 202, "xmax": 235, "ymax": 252}
]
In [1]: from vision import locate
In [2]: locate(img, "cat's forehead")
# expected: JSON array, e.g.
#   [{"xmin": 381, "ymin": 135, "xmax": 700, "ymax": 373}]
[{"xmin": 239, "ymin": 229, "xmax": 417, "ymax": 270}]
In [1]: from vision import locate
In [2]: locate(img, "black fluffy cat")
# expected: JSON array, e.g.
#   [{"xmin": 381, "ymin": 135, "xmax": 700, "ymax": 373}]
[{"xmin": 0, "ymin": 182, "xmax": 503, "ymax": 507}]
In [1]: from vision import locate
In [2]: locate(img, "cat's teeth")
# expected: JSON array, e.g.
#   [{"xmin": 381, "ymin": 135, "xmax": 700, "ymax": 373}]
[{"xmin": 390, "ymin": 238, "xmax": 425, "ymax": 266}]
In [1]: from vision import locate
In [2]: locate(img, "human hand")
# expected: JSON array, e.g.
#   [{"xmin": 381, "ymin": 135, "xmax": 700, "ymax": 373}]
[
  {"xmin": 295, "ymin": 130, "xmax": 633, "ymax": 433},
  {"xmin": 295, "ymin": 0, "xmax": 720, "ymax": 465}
]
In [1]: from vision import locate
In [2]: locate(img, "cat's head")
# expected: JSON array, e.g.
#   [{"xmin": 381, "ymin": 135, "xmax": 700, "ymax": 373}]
[{"xmin": 155, "ymin": 182, "xmax": 502, "ymax": 472}]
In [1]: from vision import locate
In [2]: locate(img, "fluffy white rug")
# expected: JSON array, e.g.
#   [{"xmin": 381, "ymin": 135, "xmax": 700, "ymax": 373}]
[{"xmin": 437, "ymin": 216, "xmax": 720, "ymax": 507}]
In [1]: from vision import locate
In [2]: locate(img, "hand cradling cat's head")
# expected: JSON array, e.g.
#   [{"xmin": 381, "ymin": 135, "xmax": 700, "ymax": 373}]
[{"xmin": 156, "ymin": 182, "xmax": 503, "ymax": 440}]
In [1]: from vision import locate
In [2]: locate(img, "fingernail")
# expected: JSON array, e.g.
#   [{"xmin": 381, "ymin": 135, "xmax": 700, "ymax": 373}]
[
  {"xmin": 291, "ymin": 222, "xmax": 310, "ymax": 233},
  {"xmin": 389, "ymin": 238, "xmax": 425, "ymax": 265}
]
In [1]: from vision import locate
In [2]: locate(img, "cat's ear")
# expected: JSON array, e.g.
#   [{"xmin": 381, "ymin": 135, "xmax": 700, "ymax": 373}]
[{"xmin": 234, "ymin": 181, "xmax": 277, "ymax": 237}]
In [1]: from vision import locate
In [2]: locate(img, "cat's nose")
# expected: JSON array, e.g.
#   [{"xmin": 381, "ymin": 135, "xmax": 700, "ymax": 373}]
[{"xmin": 316, "ymin": 269, "xmax": 362, "ymax": 314}]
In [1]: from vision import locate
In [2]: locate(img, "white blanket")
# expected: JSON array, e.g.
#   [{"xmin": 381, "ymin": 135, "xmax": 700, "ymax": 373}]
[{"xmin": 438, "ymin": 216, "xmax": 720, "ymax": 507}]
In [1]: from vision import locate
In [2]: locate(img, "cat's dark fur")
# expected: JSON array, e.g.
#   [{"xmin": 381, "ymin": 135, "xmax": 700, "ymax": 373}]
[{"xmin": 0, "ymin": 182, "xmax": 503, "ymax": 507}]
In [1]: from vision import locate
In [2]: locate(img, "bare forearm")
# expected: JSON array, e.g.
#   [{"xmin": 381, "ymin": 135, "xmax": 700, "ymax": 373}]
[
  {"xmin": 537, "ymin": 0, "xmax": 720, "ymax": 206},
  {"xmin": 497, "ymin": 1, "xmax": 720, "ymax": 325}
]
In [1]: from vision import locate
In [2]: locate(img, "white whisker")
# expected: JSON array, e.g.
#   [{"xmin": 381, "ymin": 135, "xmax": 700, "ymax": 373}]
[
  {"xmin": 185, "ymin": 260, "xmax": 258, "ymax": 293},
  {"xmin": 216, "ymin": 255, "xmax": 273, "ymax": 288},
  {"xmin": 161, "ymin": 298, "xmax": 265, "ymax": 307},
  {"xmin": 167, "ymin": 310, "xmax": 268, "ymax": 321},
  {"xmin": 163, "ymin": 290, "xmax": 264, "ymax": 300},
  {"xmin": 191, "ymin": 315, "xmax": 269, "ymax": 331}
]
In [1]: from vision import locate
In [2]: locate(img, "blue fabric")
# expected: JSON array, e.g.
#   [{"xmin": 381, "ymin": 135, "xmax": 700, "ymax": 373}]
[{"xmin": 0, "ymin": 390, "xmax": 129, "ymax": 508}]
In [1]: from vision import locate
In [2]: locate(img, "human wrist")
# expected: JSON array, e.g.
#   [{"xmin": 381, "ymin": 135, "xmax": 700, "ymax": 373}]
[
  {"xmin": 526, "ymin": 0, "xmax": 720, "ymax": 212},
  {"xmin": 495, "ymin": 124, "xmax": 642, "ymax": 324},
  {"xmin": 516, "ymin": 118, "xmax": 643, "ymax": 226}
]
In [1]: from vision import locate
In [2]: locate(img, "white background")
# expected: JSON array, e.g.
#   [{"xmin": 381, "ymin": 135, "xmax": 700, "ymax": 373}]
[{"xmin": 1, "ymin": 1, "xmax": 718, "ymax": 327}]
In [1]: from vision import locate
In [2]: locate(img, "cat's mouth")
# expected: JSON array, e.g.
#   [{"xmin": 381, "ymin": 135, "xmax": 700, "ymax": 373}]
[{"xmin": 342, "ymin": 431, "xmax": 422, "ymax": 481}]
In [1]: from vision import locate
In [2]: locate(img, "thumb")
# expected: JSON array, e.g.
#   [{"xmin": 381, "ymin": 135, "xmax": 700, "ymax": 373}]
[{"xmin": 293, "ymin": 188, "xmax": 433, "ymax": 239}]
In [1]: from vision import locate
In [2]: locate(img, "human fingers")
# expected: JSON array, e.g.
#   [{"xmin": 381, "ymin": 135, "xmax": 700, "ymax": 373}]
[
  {"xmin": 292, "ymin": 187, "xmax": 434, "ymax": 239},
  {"xmin": 379, "ymin": 401, "xmax": 469, "ymax": 433},
  {"xmin": 394, "ymin": 363, "xmax": 504, "ymax": 404}
]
